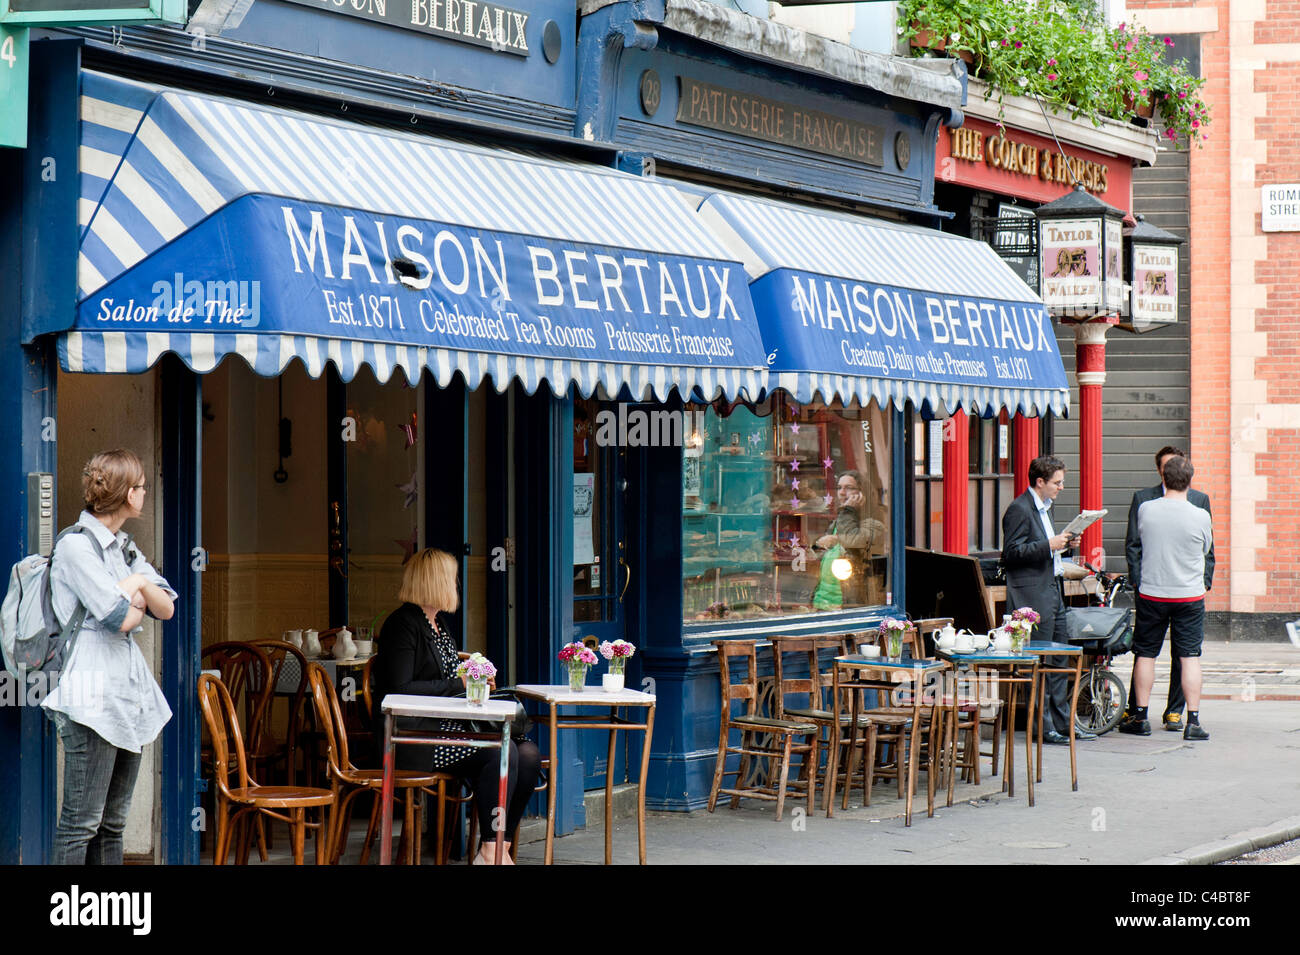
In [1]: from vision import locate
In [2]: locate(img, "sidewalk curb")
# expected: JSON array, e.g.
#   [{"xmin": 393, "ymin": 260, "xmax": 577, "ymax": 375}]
[{"xmin": 1143, "ymin": 815, "xmax": 1300, "ymax": 865}]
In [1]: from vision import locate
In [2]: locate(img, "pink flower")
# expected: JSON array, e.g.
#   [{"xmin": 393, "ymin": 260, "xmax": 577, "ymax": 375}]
[
  {"xmin": 1134, "ymin": 70, "xmax": 1148, "ymax": 82},
  {"xmin": 1001, "ymin": 39, "xmax": 1008, "ymax": 46},
  {"xmin": 1191, "ymin": 119, "xmax": 1200, "ymax": 128},
  {"xmin": 1047, "ymin": 58, "xmax": 1057, "ymax": 66},
  {"xmin": 1164, "ymin": 36, "xmax": 1175, "ymax": 46},
  {"xmin": 1165, "ymin": 128, "xmax": 1177, "ymax": 140},
  {"xmin": 1047, "ymin": 73, "xmax": 1058, "ymax": 81},
  {"xmin": 1013, "ymin": 41, "xmax": 1022, "ymax": 48},
  {"xmin": 1178, "ymin": 91, "xmax": 1187, "ymax": 99},
  {"xmin": 1119, "ymin": 22, "xmax": 1126, "ymax": 31},
  {"xmin": 1008, "ymin": 24, "xmax": 1016, "ymax": 34},
  {"xmin": 1126, "ymin": 40, "xmax": 1136, "ymax": 52}
]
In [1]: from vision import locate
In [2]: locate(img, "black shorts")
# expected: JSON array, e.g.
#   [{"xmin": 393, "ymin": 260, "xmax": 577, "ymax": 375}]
[{"xmin": 1134, "ymin": 595, "xmax": 1205, "ymax": 659}]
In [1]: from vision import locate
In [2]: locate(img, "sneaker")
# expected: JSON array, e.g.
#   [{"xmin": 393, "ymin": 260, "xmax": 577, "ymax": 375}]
[
  {"xmin": 1183, "ymin": 723, "xmax": 1210, "ymax": 741},
  {"xmin": 1163, "ymin": 712, "xmax": 1183, "ymax": 732},
  {"xmin": 1118, "ymin": 717, "xmax": 1151, "ymax": 736}
]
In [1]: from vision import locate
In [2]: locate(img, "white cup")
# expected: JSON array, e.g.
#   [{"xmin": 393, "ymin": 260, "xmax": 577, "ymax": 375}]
[
  {"xmin": 283, "ymin": 629, "xmax": 303, "ymax": 650},
  {"xmin": 860, "ymin": 644, "xmax": 881, "ymax": 658},
  {"xmin": 354, "ymin": 640, "xmax": 373, "ymax": 657}
]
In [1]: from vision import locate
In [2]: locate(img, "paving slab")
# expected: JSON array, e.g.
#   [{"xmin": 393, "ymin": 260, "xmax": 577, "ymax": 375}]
[{"xmin": 516, "ymin": 692, "xmax": 1300, "ymax": 865}]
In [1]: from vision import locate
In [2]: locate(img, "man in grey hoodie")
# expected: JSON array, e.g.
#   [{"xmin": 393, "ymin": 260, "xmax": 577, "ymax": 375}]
[{"xmin": 1120, "ymin": 456, "xmax": 1213, "ymax": 741}]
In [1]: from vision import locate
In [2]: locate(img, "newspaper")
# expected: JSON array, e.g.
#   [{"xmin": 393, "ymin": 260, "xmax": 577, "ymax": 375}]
[{"xmin": 1060, "ymin": 509, "xmax": 1107, "ymax": 537}]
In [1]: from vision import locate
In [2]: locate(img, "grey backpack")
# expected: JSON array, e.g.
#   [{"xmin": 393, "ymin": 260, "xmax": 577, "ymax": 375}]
[{"xmin": 0, "ymin": 525, "xmax": 107, "ymax": 677}]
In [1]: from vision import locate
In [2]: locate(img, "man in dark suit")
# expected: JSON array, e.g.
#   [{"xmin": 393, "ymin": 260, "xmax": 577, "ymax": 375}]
[
  {"xmin": 1001, "ymin": 455, "xmax": 1096, "ymax": 744},
  {"xmin": 1124, "ymin": 445, "xmax": 1215, "ymax": 732}
]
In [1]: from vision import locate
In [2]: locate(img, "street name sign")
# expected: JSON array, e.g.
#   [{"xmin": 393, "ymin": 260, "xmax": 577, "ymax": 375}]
[{"xmin": 1261, "ymin": 184, "xmax": 1300, "ymax": 233}]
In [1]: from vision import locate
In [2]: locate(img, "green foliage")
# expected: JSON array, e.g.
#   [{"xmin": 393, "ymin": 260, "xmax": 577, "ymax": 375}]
[{"xmin": 898, "ymin": 0, "xmax": 1210, "ymax": 145}]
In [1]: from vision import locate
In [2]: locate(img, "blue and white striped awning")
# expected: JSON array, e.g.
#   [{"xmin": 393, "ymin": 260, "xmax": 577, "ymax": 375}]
[
  {"xmin": 696, "ymin": 192, "xmax": 1070, "ymax": 417},
  {"xmin": 58, "ymin": 330, "xmax": 758, "ymax": 398},
  {"xmin": 63, "ymin": 72, "xmax": 767, "ymax": 400}
]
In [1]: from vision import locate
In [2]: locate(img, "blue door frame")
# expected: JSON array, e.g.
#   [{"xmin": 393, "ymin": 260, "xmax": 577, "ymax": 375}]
[
  {"xmin": 513, "ymin": 386, "xmax": 583, "ymax": 834},
  {"xmin": 0, "ymin": 39, "xmax": 80, "ymax": 865},
  {"xmin": 158, "ymin": 357, "xmax": 203, "ymax": 865}
]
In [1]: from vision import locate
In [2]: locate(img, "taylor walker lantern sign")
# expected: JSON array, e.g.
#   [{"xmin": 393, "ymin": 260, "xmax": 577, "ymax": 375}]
[
  {"xmin": 1121, "ymin": 214, "xmax": 1182, "ymax": 332},
  {"xmin": 1034, "ymin": 185, "xmax": 1127, "ymax": 321}
]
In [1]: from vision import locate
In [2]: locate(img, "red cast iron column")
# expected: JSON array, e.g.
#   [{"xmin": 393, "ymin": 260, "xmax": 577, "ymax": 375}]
[
  {"xmin": 1012, "ymin": 414, "xmax": 1039, "ymax": 497},
  {"xmin": 1075, "ymin": 319, "xmax": 1115, "ymax": 566},
  {"xmin": 941, "ymin": 410, "xmax": 969, "ymax": 554}
]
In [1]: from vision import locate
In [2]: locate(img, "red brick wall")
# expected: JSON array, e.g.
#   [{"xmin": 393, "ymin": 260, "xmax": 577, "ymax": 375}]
[
  {"xmin": 1258, "ymin": 1, "xmax": 1300, "ymax": 43},
  {"xmin": 1191, "ymin": 2, "xmax": 1231, "ymax": 613},
  {"xmin": 1128, "ymin": 0, "xmax": 1232, "ymax": 612},
  {"xmin": 1252, "ymin": 54, "xmax": 1300, "ymax": 611}
]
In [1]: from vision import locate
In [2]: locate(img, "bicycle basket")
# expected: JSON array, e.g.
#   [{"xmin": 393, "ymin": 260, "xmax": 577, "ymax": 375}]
[{"xmin": 1064, "ymin": 606, "xmax": 1133, "ymax": 654}]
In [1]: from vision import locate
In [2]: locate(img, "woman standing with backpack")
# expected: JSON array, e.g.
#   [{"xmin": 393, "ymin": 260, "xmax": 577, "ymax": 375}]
[{"xmin": 41, "ymin": 450, "xmax": 176, "ymax": 865}]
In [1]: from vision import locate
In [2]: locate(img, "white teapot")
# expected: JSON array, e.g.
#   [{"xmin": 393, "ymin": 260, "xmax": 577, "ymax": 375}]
[
  {"xmin": 953, "ymin": 629, "xmax": 975, "ymax": 652},
  {"xmin": 931, "ymin": 623, "xmax": 957, "ymax": 652},
  {"xmin": 992, "ymin": 628, "xmax": 1013, "ymax": 652},
  {"xmin": 333, "ymin": 627, "xmax": 356, "ymax": 660},
  {"xmin": 303, "ymin": 629, "xmax": 322, "ymax": 658}
]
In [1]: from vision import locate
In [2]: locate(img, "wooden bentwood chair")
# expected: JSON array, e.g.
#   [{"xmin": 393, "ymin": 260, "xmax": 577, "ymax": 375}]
[
  {"xmin": 247, "ymin": 638, "xmax": 312, "ymax": 786},
  {"xmin": 708, "ymin": 640, "xmax": 818, "ymax": 821},
  {"xmin": 197, "ymin": 673, "xmax": 335, "ymax": 865},
  {"xmin": 307, "ymin": 663, "xmax": 444, "ymax": 865},
  {"xmin": 769, "ymin": 634, "xmax": 876, "ymax": 811}
]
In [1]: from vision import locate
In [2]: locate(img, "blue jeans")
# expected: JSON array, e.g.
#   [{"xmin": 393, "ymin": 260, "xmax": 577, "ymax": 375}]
[{"xmin": 52, "ymin": 720, "xmax": 142, "ymax": 865}]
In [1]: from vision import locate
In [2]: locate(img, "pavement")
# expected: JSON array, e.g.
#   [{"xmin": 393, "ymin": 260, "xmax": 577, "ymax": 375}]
[
  {"xmin": 240, "ymin": 640, "xmax": 1300, "ymax": 866},
  {"xmin": 514, "ymin": 639, "xmax": 1300, "ymax": 865}
]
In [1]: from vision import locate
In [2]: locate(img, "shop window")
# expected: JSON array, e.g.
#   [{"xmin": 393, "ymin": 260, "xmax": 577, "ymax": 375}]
[
  {"xmin": 905, "ymin": 407, "xmax": 1012, "ymax": 555},
  {"xmin": 573, "ymin": 397, "xmax": 619, "ymax": 624},
  {"xmin": 968, "ymin": 411, "xmax": 1013, "ymax": 553},
  {"xmin": 682, "ymin": 395, "xmax": 891, "ymax": 623},
  {"xmin": 909, "ymin": 413, "xmax": 944, "ymax": 549}
]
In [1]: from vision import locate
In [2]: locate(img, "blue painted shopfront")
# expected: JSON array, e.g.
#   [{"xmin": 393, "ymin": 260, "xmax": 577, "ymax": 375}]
[
  {"xmin": 1, "ymin": 2, "xmax": 624, "ymax": 864},
  {"xmin": 0, "ymin": 0, "xmax": 1065, "ymax": 863},
  {"xmin": 574, "ymin": 0, "xmax": 969, "ymax": 812}
]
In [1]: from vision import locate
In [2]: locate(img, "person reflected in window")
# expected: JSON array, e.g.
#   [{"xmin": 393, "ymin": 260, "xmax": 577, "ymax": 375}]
[
  {"xmin": 811, "ymin": 470, "xmax": 887, "ymax": 609},
  {"xmin": 372, "ymin": 548, "xmax": 540, "ymax": 865}
]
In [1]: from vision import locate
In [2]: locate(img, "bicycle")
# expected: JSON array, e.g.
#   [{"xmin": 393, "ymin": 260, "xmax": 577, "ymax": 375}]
[{"xmin": 1070, "ymin": 565, "xmax": 1134, "ymax": 736}]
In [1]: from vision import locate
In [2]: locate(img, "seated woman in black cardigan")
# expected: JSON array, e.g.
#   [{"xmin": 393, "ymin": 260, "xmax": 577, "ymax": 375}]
[{"xmin": 373, "ymin": 547, "xmax": 541, "ymax": 865}]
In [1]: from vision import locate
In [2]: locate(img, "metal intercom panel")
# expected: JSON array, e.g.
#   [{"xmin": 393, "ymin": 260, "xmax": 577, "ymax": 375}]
[{"xmin": 28, "ymin": 472, "xmax": 54, "ymax": 557}]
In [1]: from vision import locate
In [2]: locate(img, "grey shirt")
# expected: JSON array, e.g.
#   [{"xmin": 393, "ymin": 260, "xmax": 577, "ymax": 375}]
[{"xmin": 1136, "ymin": 497, "xmax": 1213, "ymax": 600}]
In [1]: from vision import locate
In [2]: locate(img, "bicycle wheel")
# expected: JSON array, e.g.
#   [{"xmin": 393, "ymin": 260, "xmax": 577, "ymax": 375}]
[{"xmin": 1075, "ymin": 668, "xmax": 1126, "ymax": 735}]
